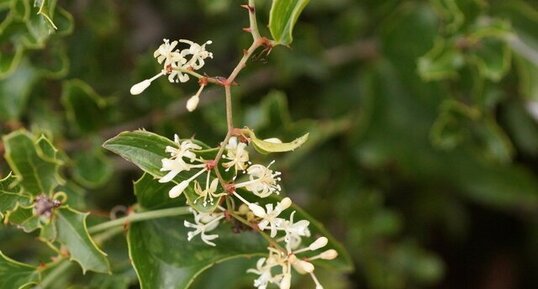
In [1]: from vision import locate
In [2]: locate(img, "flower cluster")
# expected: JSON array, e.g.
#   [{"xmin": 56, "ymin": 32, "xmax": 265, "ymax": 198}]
[
  {"xmin": 130, "ymin": 38, "xmax": 213, "ymax": 111},
  {"xmin": 158, "ymin": 134, "xmax": 338, "ymax": 288}
]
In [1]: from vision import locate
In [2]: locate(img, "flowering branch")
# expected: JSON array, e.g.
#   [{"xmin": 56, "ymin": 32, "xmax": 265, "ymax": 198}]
[{"xmin": 125, "ymin": 2, "xmax": 339, "ymax": 288}]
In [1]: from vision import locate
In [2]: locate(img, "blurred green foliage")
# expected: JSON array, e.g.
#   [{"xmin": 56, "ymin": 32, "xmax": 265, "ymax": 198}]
[{"xmin": 1, "ymin": 0, "xmax": 538, "ymax": 288}]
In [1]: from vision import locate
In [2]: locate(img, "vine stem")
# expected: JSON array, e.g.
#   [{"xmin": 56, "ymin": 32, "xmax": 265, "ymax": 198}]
[
  {"xmin": 212, "ymin": 0, "xmax": 265, "ymax": 187},
  {"xmin": 88, "ymin": 206, "xmax": 190, "ymax": 234}
]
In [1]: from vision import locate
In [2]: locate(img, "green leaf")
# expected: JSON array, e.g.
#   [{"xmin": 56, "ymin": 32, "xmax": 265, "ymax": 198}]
[
  {"xmin": 0, "ymin": 41, "xmax": 24, "ymax": 79},
  {"xmin": 467, "ymin": 38, "xmax": 511, "ymax": 81},
  {"xmin": 0, "ymin": 172, "xmax": 20, "ymax": 192},
  {"xmin": 128, "ymin": 218, "xmax": 264, "ymax": 289},
  {"xmin": 134, "ymin": 173, "xmax": 182, "ymax": 210},
  {"xmin": 513, "ymin": 47, "xmax": 538, "ymax": 101},
  {"xmin": 103, "ymin": 130, "xmax": 176, "ymax": 177},
  {"xmin": 0, "ymin": 190, "xmax": 32, "ymax": 219},
  {"xmin": 55, "ymin": 207, "xmax": 110, "ymax": 274},
  {"xmin": 0, "ymin": 59, "xmax": 38, "ymax": 121},
  {"xmin": 62, "ymin": 79, "xmax": 108, "ymax": 133},
  {"xmin": 247, "ymin": 129, "xmax": 309, "ymax": 154},
  {"xmin": 2, "ymin": 130, "xmax": 64, "ymax": 196},
  {"xmin": 430, "ymin": 0, "xmax": 464, "ymax": 33},
  {"xmin": 418, "ymin": 38, "xmax": 464, "ymax": 81},
  {"xmin": 72, "ymin": 148, "xmax": 113, "ymax": 188},
  {"xmin": 269, "ymin": 0, "xmax": 311, "ymax": 45},
  {"xmin": 39, "ymin": 219, "xmax": 57, "ymax": 242},
  {"xmin": 36, "ymin": 0, "xmax": 58, "ymax": 30},
  {"xmin": 0, "ymin": 251, "xmax": 40, "ymax": 289},
  {"xmin": 6, "ymin": 206, "xmax": 40, "ymax": 233}
]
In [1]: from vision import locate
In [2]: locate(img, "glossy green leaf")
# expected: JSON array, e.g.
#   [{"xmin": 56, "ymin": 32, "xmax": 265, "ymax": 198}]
[
  {"xmin": 247, "ymin": 129, "xmax": 309, "ymax": 154},
  {"xmin": 2, "ymin": 130, "xmax": 64, "ymax": 196},
  {"xmin": 62, "ymin": 79, "xmax": 108, "ymax": 133},
  {"xmin": 0, "ymin": 251, "xmax": 40, "ymax": 289},
  {"xmin": 103, "ymin": 130, "xmax": 175, "ymax": 177},
  {"xmin": 55, "ymin": 207, "xmax": 111, "ymax": 274},
  {"xmin": 134, "ymin": 173, "xmax": 182, "ymax": 210},
  {"xmin": 269, "ymin": 0, "xmax": 311, "ymax": 45}
]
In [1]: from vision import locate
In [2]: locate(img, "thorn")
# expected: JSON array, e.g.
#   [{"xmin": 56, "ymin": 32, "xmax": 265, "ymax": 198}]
[{"xmin": 243, "ymin": 27, "xmax": 252, "ymax": 33}]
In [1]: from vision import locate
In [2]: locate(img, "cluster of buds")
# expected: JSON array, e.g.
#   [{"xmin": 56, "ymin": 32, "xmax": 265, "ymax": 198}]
[
  {"xmin": 157, "ymin": 134, "xmax": 337, "ymax": 288},
  {"xmin": 130, "ymin": 38, "xmax": 213, "ymax": 111}
]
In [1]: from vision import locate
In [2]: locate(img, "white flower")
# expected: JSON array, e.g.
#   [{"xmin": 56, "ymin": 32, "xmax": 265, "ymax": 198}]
[
  {"xmin": 235, "ymin": 161, "xmax": 281, "ymax": 198},
  {"xmin": 222, "ymin": 137, "xmax": 250, "ymax": 173},
  {"xmin": 179, "ymin": 39, "xmax": 213, "ymax": 70},
  {"xmin": 247, "ymin": 257, "xmax": 276, "ymax": 289},
  {"xmin": 193, "ymin": 177, "xmax": 226, "ymax": 206},
  {"xmin": 167, "ymin": 62, "xmax": 190, "ymax": 83},
  {"xmin": 153, "ymin": 39, "xmax": 187, "ymax": 68},
  {"xmin": 159, "ymin": 135, "xmax": 204, "ymax": 184},
  {"xmin": 249, "ymin": 242, "xmax": 332, "ymax": 289},
  {"xmin": 158, "ymin": 134, "xmax": 216, "ymax": 199},
  {"xmin": 254, "ymin": 197, "xmax": 292, "ymax": 237},
  {"xmin": 183, "ymin": 208, "xmax": 224, "ymax": 246},
  {"xmin": 130, "ymin": 38, "xmax": 213, "ymax": 94},
  {"xmin": 280, "ymin": 211, "xmax": 311, "ymax": 251}
]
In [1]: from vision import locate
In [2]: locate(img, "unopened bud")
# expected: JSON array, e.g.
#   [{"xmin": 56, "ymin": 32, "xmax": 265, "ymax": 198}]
[
  {"xmin": 309, "ymin": 237, "xmax": 328, "ymax": 251},
  {"xmin": 130, "ymin": 79, "xmax": 152, "ymax": 95},
  {"xmin": 295, "ymin": 259, "xmax": 314, "ymax": 273},
  {"xmin": 249, "ymin": 203, "xmax": 265, "ymax": 217},
  {"xmin": 319, "ymin": 249, "xmax": 338, "ymax": 260},
  {"xmin": 169, "ymin": 181, "xmax": 189, "ymax": 198},
  {"xmin": 186, "ymin": 94, "xmax": 199, "ymax": 112},
  {"xmin": 279, "ymin": 197, "xmax": 292, "ymax": 210}
]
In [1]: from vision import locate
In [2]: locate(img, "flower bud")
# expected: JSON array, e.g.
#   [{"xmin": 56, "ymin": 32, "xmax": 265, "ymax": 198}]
[
  {"xmin": 319, "ymin": 249, "xmax": 338, "ymax": 260},
  {"xmin": 279, "ymin": 197, "xmax": 292, "ymax": 210},
  {"xmin": 309, "ymin": 237, "xmax": 328, "ymax": 251},
  {"xmin": 295, "ymin": 259, "xmax": 314, "ymax": 273},
  {"xmin": 169, "ymin": 181, "xmax": 189, "ymax": 198},
  {"xmin": 186, "ymin": 94, "xmax": 199, "ymax": 112},
  {"xmin": 130, "ymin": 79, "xmax": 152, "ymax": 95},
  {"xmin": 249, "ymin": 203, "xmax": 265, "ymax": 217}
]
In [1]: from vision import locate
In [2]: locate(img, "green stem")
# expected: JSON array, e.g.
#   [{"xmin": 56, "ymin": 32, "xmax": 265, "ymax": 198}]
[
  {"xmin": 93, "ymin": 226, "xmax": 125, "ymax": 244},
  {"xmin": 36, "ymin": 260, "xmax": 71, "ymax": 289},
  {"xmin": 88, "ymin": 207, "xmax": 190, "ymax": 234}
]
